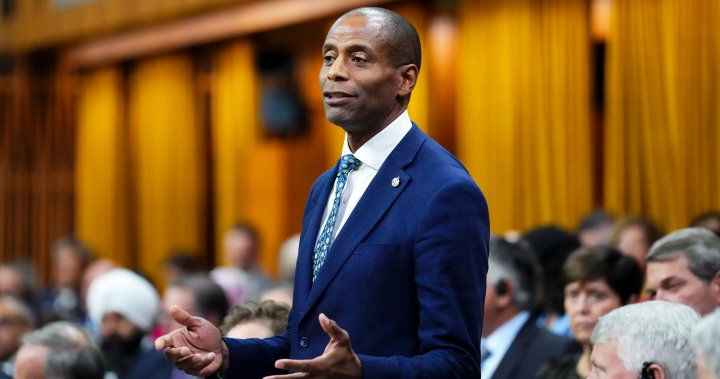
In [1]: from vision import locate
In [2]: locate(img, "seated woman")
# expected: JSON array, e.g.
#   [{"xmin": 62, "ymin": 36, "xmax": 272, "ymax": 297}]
[{"xmin": 536, "ymin": 246, "xmax": 643, "ymax": 379}]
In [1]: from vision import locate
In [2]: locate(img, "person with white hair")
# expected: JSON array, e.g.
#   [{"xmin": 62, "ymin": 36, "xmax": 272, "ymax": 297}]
[
  {"xmin": 691, "ymin": 309, "xmax": 720, "ymax": 379},
  {"xmin": 87, "ymin": 268, "xmax": 172, "ymax": 379},
  {"xmin": 13, "ymin": 321, "xmax": 105, "ymax": 379},
  {"xmin": 588, "ymin": 301, "xmax": 700, "ymax": 379}
]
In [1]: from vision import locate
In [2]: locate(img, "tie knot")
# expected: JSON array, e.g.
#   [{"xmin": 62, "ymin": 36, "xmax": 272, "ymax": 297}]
[{"xmin": 339, "ymin": 154, "xmax": 361, "ymax": 176}]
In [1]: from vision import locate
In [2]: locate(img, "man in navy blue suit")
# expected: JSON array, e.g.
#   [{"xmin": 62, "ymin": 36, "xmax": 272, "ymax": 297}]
[{"xmin": 156, "ymin": 7, "xmax": 489, "ymax": 379}]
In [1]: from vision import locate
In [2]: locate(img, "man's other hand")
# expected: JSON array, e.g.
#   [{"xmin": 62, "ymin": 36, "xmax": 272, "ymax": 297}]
[
  {"xmin": 154, "ymin": 305, "xmax": 228, "ymax": 377},
  {"xmin": 264, "ymin": 313, "xmax": 362, "ymax": 379}
]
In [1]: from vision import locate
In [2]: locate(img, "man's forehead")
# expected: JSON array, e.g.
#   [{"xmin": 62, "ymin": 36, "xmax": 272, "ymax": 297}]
[{"xmin": 326, "ymin": 15, "xmax": 383, "ymax": 43}]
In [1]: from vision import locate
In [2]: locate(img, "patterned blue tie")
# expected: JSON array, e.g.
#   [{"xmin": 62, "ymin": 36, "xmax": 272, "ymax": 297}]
[{"xmin": 312, "ymin": 154, "xmax": 361, "ymax": 281}]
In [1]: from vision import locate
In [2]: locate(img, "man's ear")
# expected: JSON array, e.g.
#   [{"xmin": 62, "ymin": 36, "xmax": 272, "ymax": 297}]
[
  {"xmin": 397, "ymin": 64, "xmax": 418, "ymax": 97},
  {"xmin": 646, "ymin": 363, "xmax": 666, "ymax": 379}
]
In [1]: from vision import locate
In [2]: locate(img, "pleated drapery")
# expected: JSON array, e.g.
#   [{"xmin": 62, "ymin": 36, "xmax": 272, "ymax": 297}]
[{"xmin": 457, "ymin": 0, "xmax": 594, "ymax": 233}]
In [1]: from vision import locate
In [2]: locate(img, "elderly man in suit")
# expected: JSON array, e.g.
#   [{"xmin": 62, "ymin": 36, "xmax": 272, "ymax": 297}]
[
  {"xmin": 156, "ymin": 6, "xmax": 489, "ymax": 379},
  {"xmin": 481, "ymin": 237, "xmax": 579, "ymax": 379}
]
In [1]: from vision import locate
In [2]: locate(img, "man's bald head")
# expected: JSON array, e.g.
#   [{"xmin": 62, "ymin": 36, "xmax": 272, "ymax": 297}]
[{"xmin": 337, "ymin": 7, "xmax": 421, "ymax": 72}]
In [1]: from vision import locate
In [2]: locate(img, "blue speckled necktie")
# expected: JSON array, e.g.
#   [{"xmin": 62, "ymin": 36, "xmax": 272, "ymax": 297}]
[{"xmin": 312, "ymin": 154, "xmax": 361, "ymax": 281}]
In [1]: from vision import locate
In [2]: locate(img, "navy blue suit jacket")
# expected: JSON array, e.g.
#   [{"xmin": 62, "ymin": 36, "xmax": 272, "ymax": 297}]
[{"xmin": 225, "ymin": 125, "xmax": 489, "ymax": 378}]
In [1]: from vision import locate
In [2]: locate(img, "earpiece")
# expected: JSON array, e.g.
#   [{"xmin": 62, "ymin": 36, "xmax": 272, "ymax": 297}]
[
  {"xmin": 495, "ymin": 280, "xmax": 508, "ymax": 295},
  {"xmin": 640, "ymin": 362, "xmax": 656, "ymax": 379}
]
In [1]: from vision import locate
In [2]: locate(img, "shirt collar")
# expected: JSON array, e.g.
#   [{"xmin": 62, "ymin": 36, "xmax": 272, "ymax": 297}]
[
  {"xmin": 482, "ymin": 311, "xmax": 530, "ymax": 358},
  {"xmin": 341, "ymin": 110, "xmax": 412, "ymax": 171}
]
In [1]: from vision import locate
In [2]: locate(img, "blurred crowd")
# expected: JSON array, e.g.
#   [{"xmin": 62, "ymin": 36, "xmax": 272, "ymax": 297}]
[
  {"xmin": 1, "ymin": 211, "xmax": 719, "ymax": 379},
  {"xmin": 484, "ymin": 210, "xmax": 720, "ymax": 379},
  {"xmin": 0, "ymin": 224, "xmax": 296, "ymax": 379}
]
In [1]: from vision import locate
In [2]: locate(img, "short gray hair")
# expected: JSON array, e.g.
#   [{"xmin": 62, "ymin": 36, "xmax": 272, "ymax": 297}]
[
  {"xmin": 647, "ymin": 227, "xmax": 720, "ymax": 283},
  {"xmin": 21, "ymin": 321, "xmax": 105, "ymax": 379},
  {"xmin": 487, "ymin": 236, "xmax": 540, "ymax": 311},
  {"xmin": 591, "ymin": 301, "xmax": 700, "ymax": 379},
  {"xmin": 691, "ymin": 309, "xmax": 720, "ymax": 379}
]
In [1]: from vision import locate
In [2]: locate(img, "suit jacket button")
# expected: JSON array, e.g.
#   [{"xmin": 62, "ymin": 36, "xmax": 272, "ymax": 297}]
[{"xmin": 299, "ymin": 337, "xmax": 309, "ymax": 348}]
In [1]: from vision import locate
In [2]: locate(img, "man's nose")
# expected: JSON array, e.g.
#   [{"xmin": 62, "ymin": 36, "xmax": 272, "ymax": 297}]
[{"xmin": 327, "ymin": 58, "xmax": 347, "ymax": 81}]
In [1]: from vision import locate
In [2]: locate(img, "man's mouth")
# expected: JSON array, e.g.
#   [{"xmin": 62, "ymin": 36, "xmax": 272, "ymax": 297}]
[{"xmin": 323, "ymin": 91, "xmax": 355, "ymax": 106}]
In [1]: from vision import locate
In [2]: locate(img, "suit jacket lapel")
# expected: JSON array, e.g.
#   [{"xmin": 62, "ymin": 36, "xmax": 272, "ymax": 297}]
[
  {"xmin": 299, "ymin": 125, "xmax": 426, "ymax": 321},
  {"xmin": 491, "ymin": 318, "xmax": 536, "ymax": 379},
  {"xmin": 293, "ymin": 167, "xmax": 338, "ymax": 316}
]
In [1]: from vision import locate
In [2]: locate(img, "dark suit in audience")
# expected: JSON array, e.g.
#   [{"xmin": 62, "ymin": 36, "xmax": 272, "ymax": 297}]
[{"xmin": 482, "ymin": 237, "xmax": 580, "ymax": 379}]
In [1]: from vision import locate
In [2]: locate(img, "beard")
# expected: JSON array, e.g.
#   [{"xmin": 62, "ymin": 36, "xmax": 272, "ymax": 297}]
[{"xmin": 101, "ymin": 328, "xmax": 146, "ymax": 377}]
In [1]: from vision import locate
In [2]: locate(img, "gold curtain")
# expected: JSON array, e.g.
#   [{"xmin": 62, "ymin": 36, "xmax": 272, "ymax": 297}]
[
  {"xmin": 76, "ymin": 67, "xmax": 132, "ymax": 267},
  {"xmin": 605, "ymin": 0, "xmax": 720, "ymax": 231},
  {"xmin": 129, "ymin": 54, "xmax": 207, "ymax": 287},
  {"xmin": 212, "ymin": 39, "xmax": 289, "ymax": 274},
  {"xmin": 457, "ymin": 0, "xmax": 593, "ymax": 233}
]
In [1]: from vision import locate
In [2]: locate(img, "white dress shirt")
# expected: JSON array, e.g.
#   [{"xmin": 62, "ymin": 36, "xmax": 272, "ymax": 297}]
[
  {"xmin": 480, "ymin": 311, "xmax": 531, "ymax": 379},
  {"xmin": 316, "ymin": 110, "xmax": 412, "ymax": 244}
]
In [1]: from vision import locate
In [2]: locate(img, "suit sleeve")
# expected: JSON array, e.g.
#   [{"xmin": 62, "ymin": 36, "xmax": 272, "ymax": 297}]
[
  {"xmin": 359, "ymin": 178, "xmax": 490, "ymax": 379},
  {"xmin": 223, "ymin": 333, "xmax": 290, "ymax": 378}
]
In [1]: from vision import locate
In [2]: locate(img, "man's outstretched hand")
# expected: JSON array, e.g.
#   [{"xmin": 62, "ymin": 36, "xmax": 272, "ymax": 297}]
[
  {"xmin": 154, "ymin": 305, "xmax": 228, "ymax": 377},
  {"xmin": 264, "ymin": 313, "xmax": 362, "ymax": 379}
]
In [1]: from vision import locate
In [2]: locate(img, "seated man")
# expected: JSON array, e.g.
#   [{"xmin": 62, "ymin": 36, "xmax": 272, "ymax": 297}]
[
  {"xmin": 588, "ymin": 301, "xmax": 699, "ymax": 379},
  {"xmin": 14, "ymin": 321, "xmax": 105, "ymax": 379},
  {"xmin": 645, "ymin": 227, "xmax": 720, "ymax": 315},
  {"xmin": 87, "ymin": 268, "xmax": 173, "ymax": 379},
  {"xmin": 482, "ymin": 237, "xmax": 579, "ymax": 379},
  {"xmin": 0, "ymin": 295, "xmax": 36, "ymax": 379}
]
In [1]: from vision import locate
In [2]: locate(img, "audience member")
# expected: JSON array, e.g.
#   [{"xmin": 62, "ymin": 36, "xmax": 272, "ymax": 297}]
[
  {"xmin": 87, "ymin": 268, "xmax": 173, "ymax": 379},
  {"xmin": 576, "ymin": 210, "xmax": 615, "ymax": 247},
  {"xmin": 40, "ymin": 236, "xmax": 93, "ymax": 324},
  {"xmin": 13, "ymin": 321, "xmax": 105, "ymax": 379},
  {"xmin": 690, "ymin": 211, "xmax": 720, "ymax": 237},
  {"xmin": 0, "ymin": 295, "xmax": 36, "ymax": 379},
  {"xmin": 611, "ymin": 215, "xmax": 661, "ymax": 269},
  {"xmin": 645, "ymin": 227, "xmax": 720, "ymax": 315},
  {"xmin": 537, "ymin": 246, "xmax": 643, "ymax": 378},
  {"xmin": 0, "ymin": 260, "xmax": 40, "ymax": 316},
  {"xmin": 259, "ymin": 233, "xmax": 300, "ymax": 307},
  {"xmin": 220, "ymin": 300, "xmax": 290, "ymax": 339},
  {"xmin": 160, "ymin": 274, "xmax": 228, "ymax": 335},
  {"xmin": 210, "ymin": 223, "xmax": 271, "ymax": 306},
  {"xmin": 588, "ymin": 301, "xmax": 699, "ymax": 379},
  {"xmin": 691, "ymin": 309, "xmax": 720, "ymax": 379},
  {"xmin": 160, "ymin": 275, "xmax": 226, "ymax": 379},
  {"xmin": 482, "ymin": 237, "xmax": 579, "ymax": 379},
  {"xmin": 521, "ymin": 225, "xmax": 580, "ymax": 336},
  {"xmin": 162, "ymin": 252, "xmax": 202, "ymax": 288}
]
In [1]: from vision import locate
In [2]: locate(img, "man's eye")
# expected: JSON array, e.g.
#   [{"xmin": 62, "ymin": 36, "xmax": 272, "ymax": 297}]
[
  {"xmin": 647, "ymin": 290, "xmax": 657, "ymax": 298},
  {"xmin": 324, "ymin": 55, "xmax": 336, "ymax": 64},
  {"xmin": 351, "ymin": 56, "xmax": 367, "ymax": 63}
]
